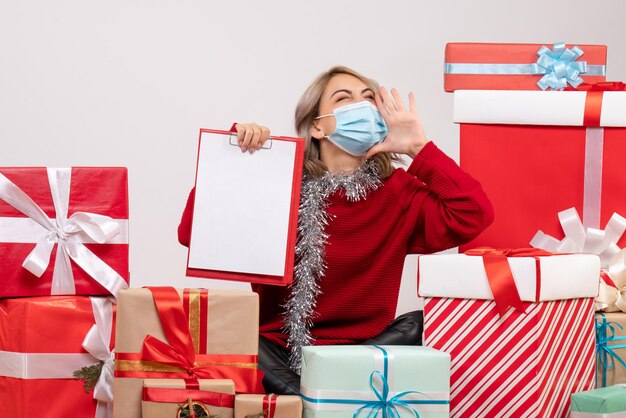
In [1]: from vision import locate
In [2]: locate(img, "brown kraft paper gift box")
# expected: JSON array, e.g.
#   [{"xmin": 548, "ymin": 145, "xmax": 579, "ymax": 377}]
[
  {"xmin": 596, "ymin": 312, "xmax": 626, "ymax": 387},
  {"xmin": 142, "ymin": 379, "xmax": 235, "ymax": 418},
  {"xmin": 114, "ymin": 287, "xmax": 263, "ymax": 418},
  {"xmin": 234, "ymin": 394, "xmax": 302, "ymax": 418}
]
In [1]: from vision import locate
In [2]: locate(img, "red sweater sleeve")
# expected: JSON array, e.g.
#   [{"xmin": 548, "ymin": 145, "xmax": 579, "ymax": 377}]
[
  {"xmin": 400, "ymin": 141, "xmax": 494, "ymax": 254},
  {"xmin": 177, "ymin": 187, "xmax": 195, "ymax": 247}
]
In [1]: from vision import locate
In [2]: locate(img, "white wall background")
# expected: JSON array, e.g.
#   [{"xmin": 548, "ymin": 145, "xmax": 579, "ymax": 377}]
[{"xmin": 1, "ymin": 0, "xmax": 625, "ymax": 316}]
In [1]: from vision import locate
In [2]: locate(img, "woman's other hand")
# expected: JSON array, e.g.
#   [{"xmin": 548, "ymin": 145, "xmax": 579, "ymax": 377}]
[
  {"xmin": 234, "ymin": 122, "xmax": 271, "ymax": 154},
  {"xmin": 365, "ymin": 87, "xmax": 430, "ymax": 159}
]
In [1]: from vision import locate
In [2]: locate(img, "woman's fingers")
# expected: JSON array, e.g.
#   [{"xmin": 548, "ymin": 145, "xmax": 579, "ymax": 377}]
[
  {"xmin": 408, "ymin": 92, "xmax": 417, "ymax": 114},
  {"xmin": 235, "ymin": 123, "xmax": 245, "ymax": 144},
  {"xmin": 241, "ymin": 127, "xmax": 254, "ymax": 152},
  {"xmin": 379, "ymin": 87, "xmax": 397, "ymax": 113},
  {"xmin": 364, "ymin": 141, "xmax": 390, "ymax": 160},
  {"xmin": 391, "ymin": 88, "xmax": 406, "ymax": 112},
  {"xmin": 374, "ymin": 92, "xmax": 389, "ymax": 121},
  {"xmin": 256, "ymin": 127, "xmax": 271, "ymax": 151},
  {"xmin": 252, "ymin": 125, "xmax": 262, "ymax": 147},
  {"xmin": 236, "ymin": 123, "xmax": 270, "ymax": 154},
  {"xmin": 248, "ymin": 125, "xmax": 261, "ymax": 154}
]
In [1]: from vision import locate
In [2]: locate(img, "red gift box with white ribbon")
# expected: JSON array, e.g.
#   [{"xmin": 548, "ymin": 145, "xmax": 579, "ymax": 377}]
[
  {"xmin": 0, "ymin": 167, "xmax": 129, "ymax": 298},
  {"xmin": 455, "ymin": 84, "xmax": 626, "ymax": 253},
  {"xmin": 443, "ymin": 42, "xmax": 607, "ymax": 92},
  {"xmin": 0, "ymin": 296, "xmax": 116, "ymax": 418}
]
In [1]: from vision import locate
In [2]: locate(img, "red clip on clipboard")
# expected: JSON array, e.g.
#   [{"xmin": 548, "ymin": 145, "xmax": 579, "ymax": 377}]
[{"xmin": 186, "ymin": 128, "xmax": 304, "ymax": 286}]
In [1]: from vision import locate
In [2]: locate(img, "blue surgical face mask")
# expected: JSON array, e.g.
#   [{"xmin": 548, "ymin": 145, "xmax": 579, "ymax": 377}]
[{"xmin": 315, "ymin": 101, "xmax": 388, "ymax": 156}]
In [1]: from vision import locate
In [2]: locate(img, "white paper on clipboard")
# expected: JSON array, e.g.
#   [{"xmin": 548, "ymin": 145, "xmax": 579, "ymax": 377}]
[{"xmin": 188, "ymin": 131, "xmax": 297, "ymax": 277}]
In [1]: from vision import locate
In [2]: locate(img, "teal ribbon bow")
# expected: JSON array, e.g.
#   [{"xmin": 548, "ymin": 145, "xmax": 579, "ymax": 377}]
[
  {"xmin": 352, "ymin": 346, "xmax": 421, "ymax": 418},
  {"xmin": 533, "ymin": 42, "xmax": 587, "ymax": 90},
  {"xmin": 596, "ymin": 313, "xmax": 626, "ymax": 387},
  {"xmin": 353, "ymin": 371, "xmax": 420, "ymax": 417}
]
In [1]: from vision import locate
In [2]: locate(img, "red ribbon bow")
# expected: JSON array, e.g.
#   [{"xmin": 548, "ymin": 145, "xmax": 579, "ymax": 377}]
[
  {"xmin": 139, "ymin": 287, "xmax": 264, "ymax": 393},
  {"xmin": 464, "ymin": 247, "xmax": 554, "ymax": 317}
]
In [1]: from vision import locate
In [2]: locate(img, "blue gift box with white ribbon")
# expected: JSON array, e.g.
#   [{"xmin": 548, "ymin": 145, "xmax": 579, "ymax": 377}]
[{"xmin": 300, "ymin": 345, "xmax": 450, "ymax": 418}]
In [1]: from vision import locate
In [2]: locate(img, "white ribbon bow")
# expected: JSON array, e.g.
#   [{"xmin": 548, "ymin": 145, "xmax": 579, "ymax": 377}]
[
  {"xmin": 531, "ymin": 207, "xmax": 626, "ymax": 311},
  {"xmin": 0, "ymin": 168, "xmax": 128, "ymax": 298},
  {"xmin": 599, "ymin": 251, "xmax": 626, "ymax": 312},
  {"xmin": 82, "ymin": 297, "xmax": 115, "ymax": 418}
]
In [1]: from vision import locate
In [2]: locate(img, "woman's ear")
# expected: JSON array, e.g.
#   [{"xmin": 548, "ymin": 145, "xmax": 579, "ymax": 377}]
[{"xmin": 310, "ymin": 121, "xmax": 326, "ymax": 140}]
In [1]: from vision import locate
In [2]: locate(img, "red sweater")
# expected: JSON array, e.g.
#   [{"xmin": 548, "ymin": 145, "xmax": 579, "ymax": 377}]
[{"xmin": 178, "ymin": 141, "xmax": 493, "ymax": 348}]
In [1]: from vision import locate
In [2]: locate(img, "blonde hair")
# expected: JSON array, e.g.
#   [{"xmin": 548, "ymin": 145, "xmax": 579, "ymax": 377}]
[{"xmin": 294, "ymin": 66, "xmax": 400, "ymax": 178}]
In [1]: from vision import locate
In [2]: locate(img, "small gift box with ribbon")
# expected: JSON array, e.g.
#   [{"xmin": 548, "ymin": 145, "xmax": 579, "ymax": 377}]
[
  {"xmin": 299, "ymin": 345, "xmax": 450, "ymax": 418},
  {"xmin": 114, "ymin": 287, "xmax": 264, "ymax": 418},
  {"xmin": 571, "ymin": 385, "xmax": 626, "ymax": 417},
  {"xmin": 453, "ymin": 83, "xmax": 626, "ymax": 255},
  {"xmin": 141, "ymin": 379, "xmax": 235, "ymax": 418},
  {"xmin": 0, "ymin": 295, "xmax": 116, "ymax": 418},
  {"xmin": 596, "ymin": 313, "xmax": 626, "ymax": 388},
  {"xmin": 418, "ymin": 250, "xmax": 600, "ymax": 418},
  {"xmin": 443, "ymin": 42, "xmax": 607, "ymax": 91},
  {"xmin": 0, "ymin": 167, "xmax": 129, "ymax": 298},
  {"xmin": 234, "ymin": 394, "xmax": 302, "ymax": 418}
]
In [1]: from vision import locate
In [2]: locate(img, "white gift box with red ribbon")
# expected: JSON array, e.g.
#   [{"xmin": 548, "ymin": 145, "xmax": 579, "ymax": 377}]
[{"xmin": 418, "ymin": 251, "xmax": 600, "ymax": 417}]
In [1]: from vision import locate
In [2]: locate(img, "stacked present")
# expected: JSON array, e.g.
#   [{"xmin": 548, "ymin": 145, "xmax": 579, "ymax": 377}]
[
  {"xmin": 113, "ymin": 286, "xmax": 265, "ymax": 418},
  {"xmin": 0, "ymin": 167, "xmax": 304, "ymax": 417},
  {"xmin": 0, "ymin": 167, "xmax": 129, "ymax": 417},
  {"xmin": 417, "ymin": 41, "xmax": 626, "ymax": 417}
]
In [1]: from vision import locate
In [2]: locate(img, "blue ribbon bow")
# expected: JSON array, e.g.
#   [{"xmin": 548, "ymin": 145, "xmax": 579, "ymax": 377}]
[
  {"xmin": 596, "ymin": 314, "xmax": 626, "ymax": 387},
  {"xmin": 352, "ymin": 346, "xmax": 422, "ymax": 418},
  {"xmin": 532, "ymin": 42, "xmax": 587, "ymax": 90},
  {"xmin": 353, "ymin": 370, "xmax": 420, "ymax": 418}
]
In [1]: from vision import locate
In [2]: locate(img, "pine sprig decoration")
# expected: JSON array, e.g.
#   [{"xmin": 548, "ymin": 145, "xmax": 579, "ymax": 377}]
[
  {"xmin": 73, "ymin": 361, "xmax": 104, "ymax": 394},
  {"xmin": 245, "ymin": 410, "xmax": 269, "ymax": 418}
]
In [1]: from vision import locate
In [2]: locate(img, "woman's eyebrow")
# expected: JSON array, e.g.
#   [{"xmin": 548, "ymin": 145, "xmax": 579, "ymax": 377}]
[
  {"xmin": 330, "ymin": 89, "xmax": 352, "ymax": 98},
  {"xmin": 361, "ymin": 88, "xmax": 374, "ymax": 95}
]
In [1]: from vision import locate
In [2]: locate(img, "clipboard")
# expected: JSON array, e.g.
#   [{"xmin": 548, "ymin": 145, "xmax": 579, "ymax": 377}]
[{"xmin": 186, "ymin": 128, "xmax": 304, "ymax": 286}]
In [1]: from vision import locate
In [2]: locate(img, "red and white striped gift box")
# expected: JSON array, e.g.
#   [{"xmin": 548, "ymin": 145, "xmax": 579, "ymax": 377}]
[{"xmin": 419, "ymin": 252, "xmax": 600, "ymax": 418}]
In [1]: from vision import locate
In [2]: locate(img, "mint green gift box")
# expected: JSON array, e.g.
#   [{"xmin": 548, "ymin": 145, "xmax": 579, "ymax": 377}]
[
  {"xmin": 571, "ymin": 385, "xmax": 626, "ymax": 417},
  {"xmin": 300, "ymin": 345, "xmax": 450, "ymax": 418}
]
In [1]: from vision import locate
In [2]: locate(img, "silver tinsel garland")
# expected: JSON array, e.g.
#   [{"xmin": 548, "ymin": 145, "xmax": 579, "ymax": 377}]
[{"xmin": 282, "ymin": 160, "xmax": 383, "ymax": 372}]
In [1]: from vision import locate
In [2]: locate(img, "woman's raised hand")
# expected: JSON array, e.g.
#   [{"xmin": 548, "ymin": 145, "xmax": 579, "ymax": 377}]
[
  {"xmin": 234, "ymin": 123, "xmax": 271, "ymax": 154},
  {"xmin": 365, "ymin": 87, "xmax": 429, "ymax": 159}
]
